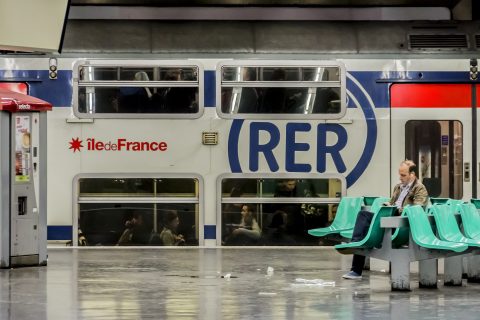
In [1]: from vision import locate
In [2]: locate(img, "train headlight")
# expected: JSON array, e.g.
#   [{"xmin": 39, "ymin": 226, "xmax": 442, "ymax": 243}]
[
  {"xmin": 470, "ymin": 58, "xmax": 478, "ymax": 81},
  {"xmin": 49, "ymin": 58, "xmax": 57, "ymax": 80}
]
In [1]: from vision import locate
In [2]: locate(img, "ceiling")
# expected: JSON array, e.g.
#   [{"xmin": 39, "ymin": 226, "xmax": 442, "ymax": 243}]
[{"xmin": 70, "ymin": 0, "xmax": 462, "ymax": 8}]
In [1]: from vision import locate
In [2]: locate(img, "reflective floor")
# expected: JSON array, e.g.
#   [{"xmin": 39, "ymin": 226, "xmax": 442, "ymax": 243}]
[{"xmin": 1, "ymin": 248, "xmax": 480, "ymax": 319}]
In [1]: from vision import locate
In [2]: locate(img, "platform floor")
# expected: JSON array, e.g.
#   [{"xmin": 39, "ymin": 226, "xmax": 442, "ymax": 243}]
[{"xmin": 1, "ymin": 248, "xmax": 480, "ymax": 319}]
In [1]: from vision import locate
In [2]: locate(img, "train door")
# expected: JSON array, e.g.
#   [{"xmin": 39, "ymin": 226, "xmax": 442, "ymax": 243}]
[{"xmin": 390, "ymin": 84, "xmax": 473, "ymax": 200}]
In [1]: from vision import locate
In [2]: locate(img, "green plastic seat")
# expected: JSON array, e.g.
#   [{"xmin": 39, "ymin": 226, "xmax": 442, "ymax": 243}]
[
  {"xmin": 339, "ymin": 196, "xmax": 390, "ymax": 239},
  {"xmin": 335, "ymin": 206, "xmax": 397, "ymax": 253},
  {"xmin": 308, "ymin": 197, "xmax": 363, "ymax": 237},
  {"xmin": 458, "ymin": 203, "xmax": 480, "ymax": 240},
  {"xmin": 363, "ymin": 196, "xmax": 379, "ymax": 206},
  {"xmin": 446, "ymin": 199, "xmax": 464, "ymax": 206},
  {"xmin": 431, "ymin": 204, "xmax": 480, "ymax": 247},
  {"xmin": 405, "ymin": 206, "xmax": 468, "ymax": 252},
  {"xmin": 391, "ymin": 209, "xmax": 410, "ymax": 247},
  {"xmin": 470, "ymin": 199, "xmax": 480, "ymax": 209},
  {"xmin": 430, "ymin": 197, "xmax": 450, "ymax": 205}
]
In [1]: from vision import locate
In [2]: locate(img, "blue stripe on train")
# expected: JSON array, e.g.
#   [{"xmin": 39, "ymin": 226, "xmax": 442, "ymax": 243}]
[
  {"xmin": 0, "ymin": 69, "xmax": 469, "ymax": 109},
  {"xmin": 48, "ymin": 226, "xmax": 73, "ymax": 241},
  {"xmin": 204, "ymin": 70, "xmax": 216, "ymax": 107},
  {"xmin": 204, "ymin": 225, "xmax": 216, "ymax": 239},
  {"xmin": 0, "ymin": 70, "xmax": 72, "ymax": 107}
]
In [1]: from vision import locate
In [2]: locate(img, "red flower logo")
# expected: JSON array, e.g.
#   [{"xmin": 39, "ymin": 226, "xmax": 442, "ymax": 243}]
[{"xmin": 69, "ymin": 137, "xmax": 83, "ymax": 153}]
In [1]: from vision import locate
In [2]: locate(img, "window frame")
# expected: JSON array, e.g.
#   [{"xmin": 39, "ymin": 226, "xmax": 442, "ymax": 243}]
[
  {"xmin": 72, "ymin": 60, "xmax": 204, "ymax": 119},
  {"xmin": 216, "ymin": 173, "xmax": 346, "ymax": 245},
  {"xmin": 72, "ymin": 173, "xmax": 204, "ymax": 246},
  {"xmin": 216, "ymin": 60, "xmax": 347, "ymax": 120}
]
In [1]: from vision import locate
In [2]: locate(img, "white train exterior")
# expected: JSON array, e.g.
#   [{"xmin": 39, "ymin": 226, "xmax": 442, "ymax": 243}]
[{"xmin": 0, "ymin": 20, "xmax": 478, "ymax": 246}]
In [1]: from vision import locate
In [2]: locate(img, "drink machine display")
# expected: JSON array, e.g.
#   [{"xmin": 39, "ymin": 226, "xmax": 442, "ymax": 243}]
[{"xmin": 0, "ymin": 88, "xmax": 52, "ymax": 267}]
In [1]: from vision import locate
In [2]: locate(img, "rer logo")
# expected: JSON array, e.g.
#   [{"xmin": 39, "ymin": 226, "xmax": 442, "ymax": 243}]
[
  {"xmin": 68, "ymin": 137, "xmax": 168, "ymax": 153},
  {"xmin": 228, "ymin": 74, "xmax": 378, "ymax": 188}
]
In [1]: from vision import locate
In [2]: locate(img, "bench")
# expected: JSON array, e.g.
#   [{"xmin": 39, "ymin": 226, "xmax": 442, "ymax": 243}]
[
  {"xmin": 430, "ymin": 204, "xmax": 480, "ymax": 285},
  {"xmin": 335, "ymin": 205, "xmax": 479, "ymax": 291}
]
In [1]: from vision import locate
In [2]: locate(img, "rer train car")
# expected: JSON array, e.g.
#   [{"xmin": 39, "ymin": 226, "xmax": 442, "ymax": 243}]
[{"xmin": 0, "ymin": 20, "xmax": 479, "ymax": 247}]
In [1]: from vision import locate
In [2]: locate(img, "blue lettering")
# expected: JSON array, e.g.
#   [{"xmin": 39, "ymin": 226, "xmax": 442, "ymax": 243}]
[
  {"xmin": 285, "ymin": 123, "xmax": 311, "ymax": 172},
  {"xmin": 249, "ymin": 122, "xmax": 280, "ymax": 172},
  {"xmin": 316, "ymin": 124, "xmax": 347, "ymax": 173}
]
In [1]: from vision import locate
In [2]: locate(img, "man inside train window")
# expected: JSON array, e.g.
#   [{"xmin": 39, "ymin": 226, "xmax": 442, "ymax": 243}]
[
  {"xmin": 118, "ymin": 71, "xmax": 152, "ymax": 113},
  {"xmin": 237, "ymin": 67, "xmax": 259, "ymax": 113},
  {"xmin": 259, "ymin": 68, "xmax": 287, "ymax": 113},
  {"xmin": 163, "ymin": 68, "xmax": 198, "ymax": 113},
  {"xmin": 262, "ymin": 210, "xmax": 295, "ymax": 245},
  {"xmin": 117, "ymin": 211, "xmax": 151, "ymax": 246},
  {"xmin": 223, "ymin": 204, "xmax": 261, "ymax": 245},
  {"xmin": 312, "ymin": 88, "xmax": 341, "ymax": 114},
  {"xmin": 272, "ymin": 179, "xmax": 323, "ymax": 244},
  {"xmin": 342, "ymin": 160, "xmax": 428, "ymax": 280}
]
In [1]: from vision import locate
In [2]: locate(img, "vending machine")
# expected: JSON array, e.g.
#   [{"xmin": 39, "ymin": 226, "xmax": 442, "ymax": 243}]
[{"xmin": 0, "ymin": 88, "xmax": 52, "ymax": 267}]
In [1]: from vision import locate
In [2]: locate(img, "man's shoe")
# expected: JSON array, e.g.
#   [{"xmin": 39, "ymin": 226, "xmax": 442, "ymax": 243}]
[{"xmin": 342, "ymin": 271, "xmax": 362, "ymax": 280}]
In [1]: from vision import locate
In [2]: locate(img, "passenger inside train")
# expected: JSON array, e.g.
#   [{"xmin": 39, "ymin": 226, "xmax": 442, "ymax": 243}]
[
  {"xmin": 221, "ymin": 66, "xmax": 343, "ymax": 115},
  {"xmin": 118, "ymin": 71, "xmax": 152, "ymax": 113},
  {"xmin": 77, "ymin": 66, "xmax": 199, "ymax": 114},
  {"xmin": 237, "ymin": 67, "xmax": 259, "ymax": 113},
  {"xmin": 220, "ymin": 178, "xmax": 332, "ymax": 246},
  {"xmin": 223, "ymin": 204, "xmax": 261, "ymax": 245},
  {"xmin": 259, "ymin": 68, "xmax": 287, "ymax": 113},
  {"xmin": 162, "ymin": 68, "xmax": 198, "ymax": 113},
  {"xmin": 117, "ymin": 211, "xmax": 151, "ymax": 246},
  {"xmin": 261, "ymin": 210, "xmax": 295, "ymax": 245},
  {"xmin": 271, "ymin": 179, "xmax": 327, "ymax": 243},
  {"xmin": 159, "ymin": 210, "xmax": 185, "ymax": 246}
]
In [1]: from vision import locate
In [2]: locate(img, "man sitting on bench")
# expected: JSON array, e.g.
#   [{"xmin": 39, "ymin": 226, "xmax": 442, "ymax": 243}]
[{"xmin": 342, "ymin": 160, "xmax": 429, "ymax": 280}]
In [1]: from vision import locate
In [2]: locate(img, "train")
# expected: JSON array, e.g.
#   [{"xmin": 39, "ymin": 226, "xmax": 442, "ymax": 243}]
[{"xmin": 0, "ymin": 19, "xmax": 479, "ymax": 246}]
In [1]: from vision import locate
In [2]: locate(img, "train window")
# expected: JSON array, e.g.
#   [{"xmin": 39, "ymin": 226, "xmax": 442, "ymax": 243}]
[
  {"xmin": 219, "ymin": 175, "xmax": 345, "ymax": 246},
  {"xmin": 75, "ymin": 176, "xmax": 200, "ymax": 246},
  {"xmin": 217, "ymin": 61, "xmax": 346, "ymax": 119},
  {"xmin": 405, "ymin": 120, "xmax": 463, "ymax": 199},
  {"xmin": 73, "ymin": 62, "xmax": 203, "ymax": 118}
]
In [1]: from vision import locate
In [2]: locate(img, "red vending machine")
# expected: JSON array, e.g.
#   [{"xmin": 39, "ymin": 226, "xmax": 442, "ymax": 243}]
[{"xmin": 0, "ymin": 88, "xmax": 52, "ymax": 267}]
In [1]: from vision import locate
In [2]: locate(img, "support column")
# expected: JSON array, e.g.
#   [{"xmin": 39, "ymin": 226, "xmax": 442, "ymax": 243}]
[
  {"xmin": 364, "ymin": 257, "xmax": 370, "ymax": 270},
  {"xmin": 444, "ymin": 256, "xmax": 463, "ymax": 286},
  {"xmin": 467, "ymin": 255, "xmax": 480, "ymax": 283},
  {"xmin": 390, "ymin": 249, "xmax": 410, "ymax": 291},
  {"xmin": 419, "ymin": 259, "xmax": 438, "ymax": 288}
]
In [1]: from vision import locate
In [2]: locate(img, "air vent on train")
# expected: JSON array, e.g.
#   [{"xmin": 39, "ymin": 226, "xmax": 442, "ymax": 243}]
[
  {"xmin": 408, "ymin": 34, "xmax": 469, "ymax": 50},
  {"xmin": 202, "ymin": 132, "xmax": 218, "ymax": 145},
  {"xmin": 476, "ymin": 35, "xmax": 480, "ymax": 49}
]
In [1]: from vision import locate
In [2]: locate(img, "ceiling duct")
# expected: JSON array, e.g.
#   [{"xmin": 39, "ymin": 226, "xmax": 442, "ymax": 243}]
[{"xmin": 408, "ymin": 34, "xmax": 469, "ymax": 50}]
